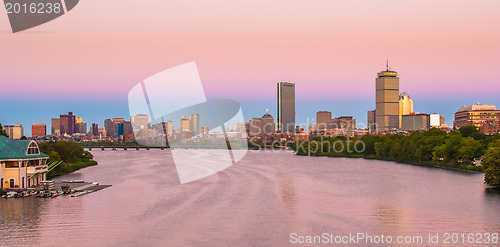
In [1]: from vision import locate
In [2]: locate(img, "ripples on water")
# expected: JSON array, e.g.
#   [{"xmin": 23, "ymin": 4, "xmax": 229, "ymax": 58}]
[{"xmin": 1, "ymin": 150, "xmax": 499, "ymax": 246}]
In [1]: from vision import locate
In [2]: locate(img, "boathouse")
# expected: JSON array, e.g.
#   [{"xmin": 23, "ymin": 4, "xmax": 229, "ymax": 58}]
[{"xmin": 0, "ymin": 136, "xmax": 49, "ymax": 189}]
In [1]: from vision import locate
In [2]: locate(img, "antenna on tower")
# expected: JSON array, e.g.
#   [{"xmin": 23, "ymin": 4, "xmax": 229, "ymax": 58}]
[{"xmin": 386, "ymin": 58, "xmax": 389, "ymax": 71}]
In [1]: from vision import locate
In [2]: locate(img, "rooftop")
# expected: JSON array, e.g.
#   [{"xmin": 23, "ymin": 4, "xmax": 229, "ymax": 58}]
[{"xmin": 0, "ymin": 136, "xmax": 49, "ymax": 160}]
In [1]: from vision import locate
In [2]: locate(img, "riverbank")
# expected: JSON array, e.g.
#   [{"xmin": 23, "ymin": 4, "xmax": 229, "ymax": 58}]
[
  {"xmin": 39, "ymin": 141, "xmax": 99, "ymax": 179},
  {"xmin": 47, "ymin": 160, "xmax": 98, "ymax": 179},
  {"xmin": 298, "ymin": 152, "xmax": 485, "ymax": 174},
  {"xmin": 292, "ymin": 127, "xmax": 500, "ymax": 185}
]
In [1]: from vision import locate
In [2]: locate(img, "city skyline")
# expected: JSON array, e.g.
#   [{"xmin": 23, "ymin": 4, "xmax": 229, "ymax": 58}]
[
  {"xmin": 1, "ymin": 1, "xmax": 499, "ymax": 134},
  {"xmin": 1, "ymin": 74, "xmax": 499, "ymax": 136}
]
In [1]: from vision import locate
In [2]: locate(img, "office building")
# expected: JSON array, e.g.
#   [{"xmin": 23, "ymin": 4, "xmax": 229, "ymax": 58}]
[
  {"xmin": 261, "ymin": 110, "xmax": 275, "ymax": 137},
  {"xmin": 316, "ymin": 111, "xmax": 332, "ymax": 130},
  {"xmin": 91, "ymin": 123, "xmax": 99, "ymax": 136},
  {"xmin": 402, "ymin": 113, "xmax": 430, "ymax": 131},
  {"xmin": 430, "ymin": 114, "xmax": 445, "ymax": 128},
  {"xmin": 131, "ymin": 114, "xmax": 149, "ymax": 130},
  {"xmin": 375, "ymin": 64, "xmax": 399, "ymax": 132},
  {"xmin": 249, "ymin": 118, "xmax": 263, "ymax": 137},
  {"xmin": 104, "ymin": 119, "xmax": 114, "ymax": 137},
  {"xmin": 51, "ymin": 118, "xmax": 60, "ymax": 136},
  {"xmin": 331, "ymin": 116, "xmax": 356, "ymax": 136},
  {"xmin": 277, "ymin": 82, "xmax": 295, "ymax": 133},
  {"xmin": 367, "ymin": 110, "xmax": 376, "ymax": 133},
  {"xmin": 399, "ymin": 92, "xmax": 413, "ymax": 128},
  {"xmin": 114, "ymin": 122, "xmax": 124, "ymax": 137},
  {"xmin": 453, "ymin": 104, "xmax": 500, "ymax": 131},
  {"xmin": 60, "ymin": 112, "xmax": 76, "ymax": 135},
  {"xmin": 190, "ymin": 113, "xmax": 200, "ymax": 136},
  {"xmin": 479, "ymin": 120, "xmax": 500, "ymax": 135},
  {"xmin": 181, "ymin": 116, "xmax": 191, "ymax": 131},
  {"xmin": 31, "ymin": 123, "xmax": 46, "ymax": 137},
  {"xmin": 4, "ymin": 125, "xmax": 24, "ymax": 140},
  {"xmin": 75, "ymin": 122, "xmax": 87, "ymax": 134}
]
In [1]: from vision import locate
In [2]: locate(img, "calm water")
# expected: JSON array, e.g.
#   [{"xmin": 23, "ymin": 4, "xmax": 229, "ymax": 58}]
[{"xmin": 1, "ymin": 150, "xmax": 500, "ymax": 246}]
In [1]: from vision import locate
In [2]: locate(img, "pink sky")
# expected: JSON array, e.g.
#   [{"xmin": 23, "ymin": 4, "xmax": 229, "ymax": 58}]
[{"xmin": 0, "ymin": 0, "xmax": 499, "ymax": 101}]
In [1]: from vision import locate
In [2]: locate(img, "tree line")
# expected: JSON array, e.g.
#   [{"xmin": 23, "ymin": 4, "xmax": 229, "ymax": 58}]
[{"xmin": 294, "ymin": 126, "xmax": 500, "ymax": 186}]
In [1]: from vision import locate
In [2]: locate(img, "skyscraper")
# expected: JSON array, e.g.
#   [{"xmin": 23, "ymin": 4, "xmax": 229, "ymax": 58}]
[
  {"xmin": 399, "ymin": 92, "xmax": 414, "ymax": 128},
  {"xmin": 104, "ymin": 119, "xmax": 114, "ymax": 137},
  {"xmin": 190, "ymin": 113, "xmax": 200, "ymax": 136},
  {"xmin": 277, "ymin": 82, "xmax": 295, "ymax": 133},
  {"xmin": 91, "ymin": 123, "xmax": 99, "ymax": 136},
  {"xmin": 316, "ymin": 111, "xmax": 332, "ymax": 130},
  {"xmin": 60, "ymin": 112, "xmax": 76, "ymax": 135},
  {"xmin": 375, "ymin": 64, "xmax": 399, "ymax": 132},
  {"xmin": 4, "ymin": 124, "xmax": 24, "ymax": 139},
  {"xmin": 180, "ymin": 116, "xmax": 191, "ymax": 131},
  {"xmin": 32, "ymin": 123, "xmax": 46, "ymax": 137},
  {"xmin": 131, "ymin": 114, "xmax": 149, "ymax": 130},
  {"xmin": 261, "ymin": 109, "xmax": 275, "ymax": 137},
  {"xmin": 51, "ymin": 118, "xmax": 60, "ymax": 135}
]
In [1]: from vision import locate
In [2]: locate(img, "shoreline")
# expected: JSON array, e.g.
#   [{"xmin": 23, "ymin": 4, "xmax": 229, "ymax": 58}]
[{"xmin": 296, "ymin": 153, "xmax": 485, "ymax": 174}]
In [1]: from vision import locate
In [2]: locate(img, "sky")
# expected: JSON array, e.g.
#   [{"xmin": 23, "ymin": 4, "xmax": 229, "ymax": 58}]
[{"xmin": 0, "ymin": 0, "xmax": 499, "ymax": 135}]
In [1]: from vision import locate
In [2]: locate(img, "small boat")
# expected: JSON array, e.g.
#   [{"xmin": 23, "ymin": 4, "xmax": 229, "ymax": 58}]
[
  {"xmin": 70, "ymin": 191, "xmax": 89, "ymax": 197},
  {"xmin": 23, "ymin": 191, "xmax": 32, "ymax": 198},
  {"xmin": 50, "ymin": 192, "xmax": 60, "ymax": 198},
  {"xmin": 2, "ymin": 191, "xmax": 16, "ymax": 199}
]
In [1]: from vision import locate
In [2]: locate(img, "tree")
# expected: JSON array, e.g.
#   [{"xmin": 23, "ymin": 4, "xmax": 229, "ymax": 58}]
[
  {"xmin": 457, "ymin": 137, "xmax": 482, "ymax": 162},
  {"xmin": 0, "ymin": 123, "xmax": 8, "ymax": 137},
  {"xmin": 483, "ymin": 140, "xmax": 500, "ymax": 186}
]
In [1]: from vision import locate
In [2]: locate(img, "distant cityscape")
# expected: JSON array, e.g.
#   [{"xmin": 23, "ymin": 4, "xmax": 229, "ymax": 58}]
[{"xmin": 1, "ymin": 65, "xmax": 499, "ymax": 144}]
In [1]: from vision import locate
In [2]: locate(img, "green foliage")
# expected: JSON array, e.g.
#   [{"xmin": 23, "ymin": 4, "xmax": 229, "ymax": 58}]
[
  {"xmin": 483, "ymin": 140, "xmax": 500, "ymax": 186},
  {"xmin": 0, "ymin": 123, "xmax": 8, "ymax": 137},
  {"xmin": 295, "ymin": 126, "xmax": 500, "ymax": 186},
  {"xmin": 39, "ymin": 141, "xmax": 98, "ymax": 178}
]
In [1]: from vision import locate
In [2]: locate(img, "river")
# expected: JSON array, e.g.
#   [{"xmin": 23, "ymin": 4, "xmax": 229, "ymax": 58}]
[{"xmin": 1, "ymin": 150, "xmax": 499, "ymax": 246}]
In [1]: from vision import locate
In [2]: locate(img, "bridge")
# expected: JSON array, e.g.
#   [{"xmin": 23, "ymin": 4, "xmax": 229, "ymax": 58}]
[{"xmin": 84, "ymin": 146, "xmax": 170, "ymax": 151}]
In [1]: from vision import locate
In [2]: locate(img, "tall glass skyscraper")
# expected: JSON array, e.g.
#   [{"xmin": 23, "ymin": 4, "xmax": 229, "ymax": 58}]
[
  {"xmin": 277, "ymin": 82, "xmax": 295, "ymax": 133},
  {"xmin": 375, "ymin": 67, "xmax": 399, "ymax": 132}
]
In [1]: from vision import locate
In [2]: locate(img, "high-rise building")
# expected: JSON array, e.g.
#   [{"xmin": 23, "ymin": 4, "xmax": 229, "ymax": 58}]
[
  {"xmin": 114, "ymin": 122, "xmax": 124, "ymax": 137},
  {"xmin": 402, "ymin": 113, "xmax": 430, "ymax": 131},
  {"xmin": 190, "ymin": 113, "xmax": 200, "ymax": 136},
  {"xmin": 4, "ymin": 124, "xmax": 24, "ymax": 139},
  {"xmin": 261, "ymin": 109, "xmax": 275, "ymax": 137},
  {"xmin": 131, "ymin": 114, "xmax": 149, "ymax": 130},
  {"xmin": 60, "ymin": 112, "xmax": 76, "ymax": 135},
  {"xmin": 430, "ymin": 114, "xmax": 445, "ymax": 128},
  {"xmin": 331, "ymin": 116, "xmax": 356, "ymax": 136},
  {"xmin": 113, "ymin": 118, "xmax": 125, "ymax": 123},
  {"xmin": 399, "ymin": 92, "xmax": 413, "ymax": 128},
  {"xmin": 367, "ymin": 110, "xmax": 376, "ymax": 133},
  {"xmin": 91, "ymin": 123, "xmax": 99, "ymax": 136},
  {"xmin": 453, "ymin": 104, "xmax": 500, "ymax": 131},
  {"xmin": 75, "ymin": 122, "xmax": 87, "ymax": 134},
  {"xmin": 375, "ymin": 64, "xmax": 399, "ymax": 132},
  {"xmin": 51, "ymin": 118, "xmax": 60, "ymax": 136},
  {"xmin": 249, "ymin": 118, "xmax": 263, "ymax": 137},
  {"xmin": 180, "ymin": 116, "xmax": 191, "ymax": 131},
  {"xmin": 32, "ymin": 123, "xmax": 46, "ymax": 137},
  {"xmin": 277, "ymin": 82, "xmax": 295, "ymax": 133},
  {"xmin": 104, "ymin": 119, "xmax": 114, "ymax": 137},
  {"xmin": 316, "ymin": 111, "xmax": 332, "ymax": 130},
  {"xmin": 75, "ymin": 117, "xmax": 83, "ymax": 124}
]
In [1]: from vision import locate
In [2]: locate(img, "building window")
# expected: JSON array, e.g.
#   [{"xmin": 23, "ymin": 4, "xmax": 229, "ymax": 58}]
[
  {"xmin": 9, "ymin": 179, "xmax": 15, "ymax": 188},
  {"xmin": 27, "ymin": 142, "xmax": 40, "ymax": 155}
]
